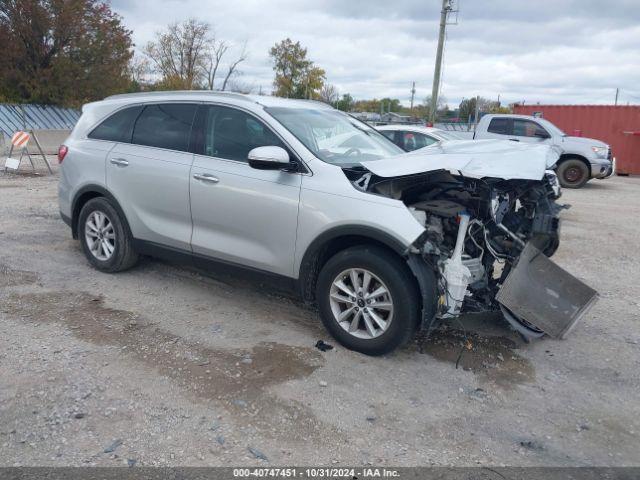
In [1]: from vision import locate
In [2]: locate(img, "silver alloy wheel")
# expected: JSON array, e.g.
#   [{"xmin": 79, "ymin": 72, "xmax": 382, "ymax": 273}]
[
  {"xmin": 329, "ymin": 268, "xmax": 394, "ymax": 339},
  {"xmin": 84, "ymin": 211, "xmax": 116, "ymax": 261}
]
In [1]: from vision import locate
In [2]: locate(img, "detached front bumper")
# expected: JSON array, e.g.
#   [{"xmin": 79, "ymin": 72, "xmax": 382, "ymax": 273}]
[{"xmin": 496, "ymin": 243, "xmax": 599, "ymax": 339}]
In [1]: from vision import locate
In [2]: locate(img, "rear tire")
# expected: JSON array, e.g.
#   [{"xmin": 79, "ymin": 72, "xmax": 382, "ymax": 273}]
[
  {"xmin": 557, "ymin": 159, "xmax": 589, "ymax": 189},
  {"xmin": 77, "ymin": 197, "xmax": 138, "ymax": 273},
  {"xmin": 316, "ymin": 245, "xmax": 421, "ymax": 356}
]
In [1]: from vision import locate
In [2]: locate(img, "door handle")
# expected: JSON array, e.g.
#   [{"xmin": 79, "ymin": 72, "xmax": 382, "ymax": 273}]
[
  {"xmin": 193, "ymin": 173, "xmax": 219, "ymax": 184},
  {"xmin": 509, "ymin": 138, "xmax": 520, "ymax": 142},
  {"xmin": 110, "ymin": 158, "xmax": 129, "ymax": 166}
]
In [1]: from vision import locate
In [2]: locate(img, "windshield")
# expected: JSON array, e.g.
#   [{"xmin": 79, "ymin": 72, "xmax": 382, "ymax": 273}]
[
  {"xmin": 537, "ymin": 118, "xmax": 566, "ymax": 136},
  {"xmin": 265, "ymin": 107, "xmax": 404, "ymax": 165},
  {"xmin": 434, "ymin": 130, "xmax": 463, "ymax": 140}
]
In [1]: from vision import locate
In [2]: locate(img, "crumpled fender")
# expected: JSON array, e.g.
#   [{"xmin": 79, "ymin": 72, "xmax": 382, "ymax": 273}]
[{"xmin": 406, "ymin": 254, "xmax": 439, "ymax": 333}]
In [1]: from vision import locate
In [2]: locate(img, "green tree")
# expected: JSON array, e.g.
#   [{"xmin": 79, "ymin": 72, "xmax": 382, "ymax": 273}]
[
  {"xmin": 0, "ymin": 0, "xmax": 133, "ymax": 107},
  {"xmin": 458, "ymin": 96, "xmax": 499, "ymax": 121},
  {"xmin": 336, "ymin": 93, "xmax": 354, "ymax": 111},
  {"xmin": 352, "ymin": 98, "xmax": 402, "ymax": 113},
  {"xmin": 269, "ymin": 38, "xmax": 325, "ymax": 99}
]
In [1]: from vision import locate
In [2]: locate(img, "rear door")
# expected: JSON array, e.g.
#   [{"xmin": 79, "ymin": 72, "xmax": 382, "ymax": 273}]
[
  {"xmin": 480, "ymin": 117, "xmax": 512, "ymax": 140},
  {"xmin": 106, "ymin": 103, "xmax": 197, "ymax": 251},
  {"xmin": 189, "ymin": 104, "xmax": 302, "ymax": 277}
]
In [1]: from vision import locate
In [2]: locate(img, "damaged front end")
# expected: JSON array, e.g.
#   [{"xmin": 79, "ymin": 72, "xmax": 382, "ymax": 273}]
[{"xmin": 346, "ymin": 165, "xmax": 598, "ymax": 340}]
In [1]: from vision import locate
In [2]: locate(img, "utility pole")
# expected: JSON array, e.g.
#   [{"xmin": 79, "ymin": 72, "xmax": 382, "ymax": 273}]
[
  {"xmin": 615, "ymin": 88, "xmax": 619, "ymax": 106},
  {"xmin": 429, "ymin": 0, "xmax": 456, "ymax": 123},
  {"xmin": 473, "ymin": 95, "xmax": 480, "ymax": 127},
  {"xmin": 410, "ymin": 81, "xmax": 416, "ymax": 112}
]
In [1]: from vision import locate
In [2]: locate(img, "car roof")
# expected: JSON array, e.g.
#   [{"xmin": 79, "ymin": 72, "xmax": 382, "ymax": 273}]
[
  {"xmin": 376, "ymin": 125, "xmax": 441, "ymax": 134},
  {"xmin": 481, "ymin": 113, "xmax": 542, "ymax": 121},
  {"xmin": 99, "ymin": 91, "xmax": 334, "ymax": 111}
]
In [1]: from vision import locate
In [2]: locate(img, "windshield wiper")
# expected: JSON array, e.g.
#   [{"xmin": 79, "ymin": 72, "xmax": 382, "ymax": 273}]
[{"xmin": 349, "ymin": 121, "xmax": 374, "ymax": 137}]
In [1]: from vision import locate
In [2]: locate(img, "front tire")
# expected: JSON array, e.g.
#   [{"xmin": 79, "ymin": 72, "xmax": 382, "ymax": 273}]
[
  {"xmin": 316, "ymin": 246, "xmax": 420, "ymax": 356},
  {"xmin": 557, "ymin": 159, "xmax": 589, "ymax": 189},
  {"xmin": 77, "ymin": 197, "xmax": 138, "ymax": 273}
]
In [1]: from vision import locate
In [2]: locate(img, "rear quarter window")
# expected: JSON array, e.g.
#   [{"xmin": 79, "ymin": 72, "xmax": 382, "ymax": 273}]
[{"xmin": 88, "ymin": 106, "xmax": 143, "ymax": 142}]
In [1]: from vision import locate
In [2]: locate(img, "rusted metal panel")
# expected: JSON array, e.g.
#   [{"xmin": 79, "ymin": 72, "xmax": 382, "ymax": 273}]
[{"xmin": 513, "ymin": 105, "xmax": 640, "ymax": 175}]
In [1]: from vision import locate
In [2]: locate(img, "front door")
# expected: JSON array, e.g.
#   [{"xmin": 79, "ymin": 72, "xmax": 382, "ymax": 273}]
[
  {"xmin": 189, "ymin": 105, "xmax": 302, "ymax": 277},
  {"xmin": 511, "ymin": 119, "xmax": 551, "ymax": 144}
]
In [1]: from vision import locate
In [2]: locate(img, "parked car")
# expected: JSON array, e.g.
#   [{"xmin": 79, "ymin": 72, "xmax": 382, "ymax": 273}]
[
  {"xmin": 474, "ymin": 114, "xmax": 615, "ymax": 188},
  {"xmin": 376, "ymin": 125, "xmax": 463, "ymax": 151},
  {"xmin": 377, "ymin": 124, "xmax": 563, "ymax": 200},
  {"xmin": 58, "ymin": 92, "xmax": 596, "ymax": 355}
]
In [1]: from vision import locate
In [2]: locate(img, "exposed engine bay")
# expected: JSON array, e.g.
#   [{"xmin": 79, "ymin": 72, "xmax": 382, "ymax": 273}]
[{"xmin": 345, "ymin": 167, "xmax": 598, "ymax": 339}]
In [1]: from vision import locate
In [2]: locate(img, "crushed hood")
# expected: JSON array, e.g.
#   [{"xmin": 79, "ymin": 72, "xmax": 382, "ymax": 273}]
[{"xmin": 361, "ymin": 139, "xmax": 560, "ymax": 180}]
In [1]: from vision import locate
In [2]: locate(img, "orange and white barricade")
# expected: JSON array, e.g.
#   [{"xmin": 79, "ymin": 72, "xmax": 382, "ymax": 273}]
[
  {"xmin": 4, "ymin": 130, "xmax": 52, "ymax": 174},
  {"xmin": 11, "ymin": 131, "xmax": 31, "ymax": 148}
]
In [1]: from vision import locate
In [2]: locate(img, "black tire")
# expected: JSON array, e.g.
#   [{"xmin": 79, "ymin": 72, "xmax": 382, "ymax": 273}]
[
  {"xmin": 77, "ymin": 197, "xmax": 138, "ymax": 273},
  {"xmin": 316, "ymin": 245, "xmax": 421, "ymax": 356},
  {"xmin": 557, "ymin": 159, "xmax": 589, "ymax": 189}
]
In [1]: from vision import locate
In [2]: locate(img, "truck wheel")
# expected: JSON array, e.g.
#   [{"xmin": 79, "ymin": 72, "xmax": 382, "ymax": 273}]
[
  {"xmin": 78, "ymin": 197, "xmax": 139, "ymax": 273},
  {"xmin": 316, "ymin": 245, "xmax": 420, "ymax": 356},
  {"xmin": 557, "ymin": 159, "xmax": 589, "ymax": 189}
]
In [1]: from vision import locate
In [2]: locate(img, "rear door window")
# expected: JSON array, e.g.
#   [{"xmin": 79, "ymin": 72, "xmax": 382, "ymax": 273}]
[
  {"xmin": 487, "ymin": 117, "xmax": 509, "ymax": 135},
  {"xmin": 380, "ymin": 130, "xmax": 396, "ymax": 142},
  {"xmin": 401, "ymin": 131, "xmax": 437, "ymax": 151},
  {"xmin": 132, "ymin": 104, "xmax": 197, "ymax": 152},
  {"xmin": 380, "ymin": 130, "xmax": 403, "ymax": 149},
  {"xmin": 88, "ymin": 106, "xmax": 143, "ymax": 143}
]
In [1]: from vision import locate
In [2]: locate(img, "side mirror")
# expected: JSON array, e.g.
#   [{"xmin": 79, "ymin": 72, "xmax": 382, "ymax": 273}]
[{"xmin": 247, "ymin": 146, "xmax": 293, "ymax": 170}]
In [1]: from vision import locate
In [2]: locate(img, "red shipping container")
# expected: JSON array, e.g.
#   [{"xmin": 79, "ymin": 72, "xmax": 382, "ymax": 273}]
[{"xmin": 513, "ymin": 105, "xmax": 640, "ymax": 175}]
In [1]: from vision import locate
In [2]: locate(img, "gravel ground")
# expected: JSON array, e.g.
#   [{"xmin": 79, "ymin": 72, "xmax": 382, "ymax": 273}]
[{"xmin": 1, "ymin": 162, "xmax": 639, "ymax": 467}]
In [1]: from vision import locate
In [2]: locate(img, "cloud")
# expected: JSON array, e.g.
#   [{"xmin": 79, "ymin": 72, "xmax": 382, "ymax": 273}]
[{"xmin": 111, "ymin": 0, "xmax": 640, "ymax": 107}]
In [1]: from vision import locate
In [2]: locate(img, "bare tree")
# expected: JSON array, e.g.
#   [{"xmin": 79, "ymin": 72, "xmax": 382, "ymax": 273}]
[
  {"xmin": 128, "ymin": 53, "xmax": 151, "ymax": 86},
  {"xmin": 144, "ymin": 18, "xmax": 211, "ymax": 89},
  {"xmin": 225, "ymin": 78, "xmax": 255, "ymax": 94},
  {"xmin": 320, "ymin": 83, "xmax": 339, "ymax": 104},
  {"xmin": 144, "ymin": 19, "xmax": 248, "ymax": 91},
  {"xmin": 221, "ymin": 42, "xmax": 248, "ymax": 91},
  {"xmin": 204, "ymin": 39, "xmax": 229, "ymax": 90}
]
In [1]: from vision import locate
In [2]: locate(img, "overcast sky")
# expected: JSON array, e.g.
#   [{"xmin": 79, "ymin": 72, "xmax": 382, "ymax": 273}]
[{"xmin": 112, "ymin": 0, "xmax": 640, "ymax": 107}]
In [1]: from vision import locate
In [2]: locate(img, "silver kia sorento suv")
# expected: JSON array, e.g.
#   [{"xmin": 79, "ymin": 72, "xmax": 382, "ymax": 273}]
[{"xmin": 59, "ymin": 91, "xmax": 596, "ymax": 355}]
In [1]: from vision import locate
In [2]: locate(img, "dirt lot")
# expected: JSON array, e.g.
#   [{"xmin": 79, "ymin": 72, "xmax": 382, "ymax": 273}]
[{"xmin": 1, "ymin": 163, "xmax": 639, "ymax": 467}]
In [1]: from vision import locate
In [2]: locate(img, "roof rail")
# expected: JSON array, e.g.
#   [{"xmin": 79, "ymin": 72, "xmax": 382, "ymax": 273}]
[{"xmin": 105, "ymin": 90, "xmax": 252, "ymax": 102}]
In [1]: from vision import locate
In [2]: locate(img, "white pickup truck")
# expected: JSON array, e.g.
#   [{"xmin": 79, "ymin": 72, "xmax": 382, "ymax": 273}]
[{"xmin": 474, "ymin": 114, "xmax": 615, "ymax": 188}]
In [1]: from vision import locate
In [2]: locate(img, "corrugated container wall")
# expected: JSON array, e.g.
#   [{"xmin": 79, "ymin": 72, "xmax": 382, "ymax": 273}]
[{"xmin": 513, "ymin": 105, "xmax": 640, "ymax": 175}]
